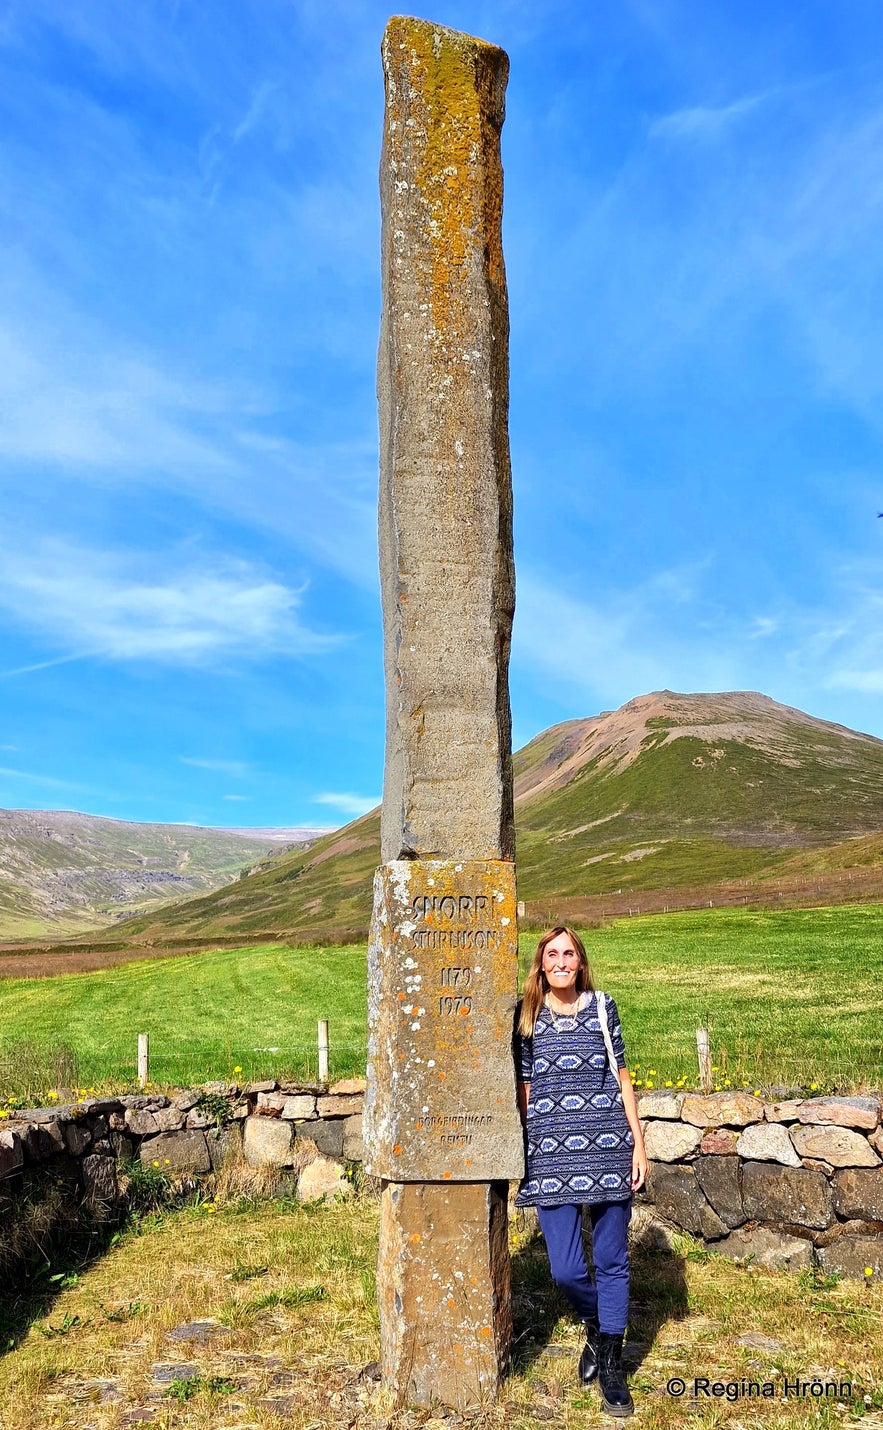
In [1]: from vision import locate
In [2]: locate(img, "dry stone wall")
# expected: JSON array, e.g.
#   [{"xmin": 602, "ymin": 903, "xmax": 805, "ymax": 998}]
[
  {"xmin": 634, "ymin": 1090, "xmax": 883, "ymax": 1278},
  {"xmin": 0, "ymin": 1078, "xmax": 367, "ymax": 1214},
  {"xmin": 2, "ymin": 1082, "xmax": 881, "ymax": 1279}
]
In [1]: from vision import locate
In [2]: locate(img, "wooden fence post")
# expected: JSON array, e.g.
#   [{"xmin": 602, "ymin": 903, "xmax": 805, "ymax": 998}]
[
  {"xmin": 137, "ymin": 1032, "xmax": 149, "ymax": 1088},
  {"xmin": 696, "ymin": 1027, "xmax": 712, "ymax": 1093},
  {"xmin": 317, "ymin": 1019, "xmax": 329, "ymax": 1083}
]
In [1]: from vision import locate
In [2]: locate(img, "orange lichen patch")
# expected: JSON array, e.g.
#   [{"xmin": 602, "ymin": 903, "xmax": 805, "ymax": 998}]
[
  {"xmin": 410, "ymin": 1233, "xmax": 422, "ymax": 1243},
  {"xmin": 397, "ymin": 991, "xmax": 406, "ymax": 1000},
  {"xmin": 383, "ymin": 16, "xmax": 507, "ymax": 334},
  {"xmin": 393, "ymin": 1144, "xmax": 403, "ymax": 1155},
  {"xmin": 415, "ymin": 1121, "xmax": 424, "ymax": 1130},
  {"xmin": 443, "ymin": 1170, "xmax": 452, "ymax": 1179},
  {"xmin": 480, "ymin": 1325, "xmax": 492, "ymax": 1336}
]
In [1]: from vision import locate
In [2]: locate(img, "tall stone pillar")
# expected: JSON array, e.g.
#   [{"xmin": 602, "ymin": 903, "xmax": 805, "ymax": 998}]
[{"xmin": 364, "ymin": 16, "xmax": 522, "ymax": 1411}]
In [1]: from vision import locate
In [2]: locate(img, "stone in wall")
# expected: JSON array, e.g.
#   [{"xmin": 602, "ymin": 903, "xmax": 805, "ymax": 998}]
[
  {"xmin": 330, "ymin": 1078, "xmax": 367, "ymax": 1095},
  {"xmin": 140, "ymin": 1131, "xmax": 211, "ymax": 1174},
  {"xmin": 801, "ymin": 1157, "xmax": 834, "ymax": 1177},
  {"xmin": 643, "ymin": 1121, "xmax": 703, "ymax": 1162},
  {"xmin": 153, "ymin": 1107, "xmax": 185, "ymax": 1132},
  {"xmin": 832, "ymin": 1168, "xmax": 883, "ymax": 1221},
  {"xmin": 637, "ymin": 1092, "xmax": 684, "ymax": 1119},
  {"xmin": 297, "ymin": 1155, "xmax": 351, "ymax": 1202},
  {"xmin": 63, "ymin": 1124, "xmax": 90, "ymax": 1156},
  {"xmin": 693, "ymin": 1155, "xmax": 745, "ymax": 1229},
  {"xmin": 818, "ymin": 1234, "xmax": 883, "ymax": 1278},
  {"xmin": 681, "ymin": 1092, "xmax": 765, "ymax": 1128},
  {"xmin": 700, "ymin": 1128, "xmax": 740, "ymax": 1155},
  {"xmin": 126, "ymin": 1109, "xmax": 160, "ymax": 1136},
  {"xmin": 742, "ymin": 1163, "xmax": 833, "ymax": 1230},
  {"xmin": 309, "ymin": 1119, "xmax": 345, "ymax": 1159},
  {"xmin": 282, "ymin": 1096, "xmax": 317, "ymax": 1120},
  {"xmin": 647, "ymin": 1163, "xmax": 728, "ymax": 1239},
  {"xmin": 764, "ymin": 1099, "xmax": 802, "ymax": 1123},
  {"xmin": 208, "ymin": 1125, "xmax": 242, "ymax": 1172},
  {"xmin": 243, "ymin": 1117, "xmax": 295, "ymax": 1167},
  {"xmin": 714, "ymin": 1226, "xmax": 813, "ymax": 1272},
  {"xmin": 317, "ymin": 1094, "xmax": 362, "ymax": 1118},
  {"xmin": 735, "ymin": 1123, "xmax": 801, "ymax": 1167},
  {"xmin": 343, "ymin": 1114, "xmax": 365, "ymax": 1162},
  {"xmin": 796, "ymin": 1096, "xmax": 881, "ymax": 1130},
  {"xmin": 0, "ymin": 1129, "xmax": 24, "ymax": 1176},
  {"xmin": 81, "ymin": 1154, "xmax": 117, "ymax": 1203},
  {"xmin": 790, "ymin": 1125, "xmax": 881, "ymax": 1168}
]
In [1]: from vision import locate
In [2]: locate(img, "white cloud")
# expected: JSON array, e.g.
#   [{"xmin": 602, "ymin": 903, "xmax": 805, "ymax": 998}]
[
  {"xmin": 0, "ymin": 538, "xmax": 340, "ymax": 667},
  {"xmin": 222, "ymin": 793, "xmax": 249, "ymax": 801},
  {"xmin": 180, "ymin": 757, "xmax": 252, "ymax": 777},
  {"xmin": 313, "ymin": 791, "xmax": 380, "ymax": 818},
  {"xmin": 649, "ymin": 93, "xmax": 767, "ymax": 142},
  {"xmin": 0, "ymin": 765, "xmax": 87, "ymax": 791}
]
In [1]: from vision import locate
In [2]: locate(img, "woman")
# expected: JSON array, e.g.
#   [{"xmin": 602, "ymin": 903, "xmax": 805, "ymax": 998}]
[{"xmin": 515, "ymin": 925, "xmax": 648, "ymax": 1418}]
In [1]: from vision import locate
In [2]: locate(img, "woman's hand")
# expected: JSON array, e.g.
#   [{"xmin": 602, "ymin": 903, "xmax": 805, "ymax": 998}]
[
  {"xmin": 619, "ymin": 1067, "xmax": 648, "ymax": 1192},
  {"xmin": 631, "ymin": 1143, "xmax": 648, "ymax": 1192}
]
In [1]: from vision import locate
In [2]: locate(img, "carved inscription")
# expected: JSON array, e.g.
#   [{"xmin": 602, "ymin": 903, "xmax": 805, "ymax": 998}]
[{"xmin": 364, "ymin": 859, "xmax": 523, "ymax": 1181}]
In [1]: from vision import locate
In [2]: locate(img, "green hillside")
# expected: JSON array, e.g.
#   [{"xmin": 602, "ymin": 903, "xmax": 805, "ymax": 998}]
[
  {"xmin": 63, "ymin": 688, "xmax": 883, "ymax": 948},
  {"xmin": 0, "ymin": 810, "xmax": 300, "ymax": 939}
]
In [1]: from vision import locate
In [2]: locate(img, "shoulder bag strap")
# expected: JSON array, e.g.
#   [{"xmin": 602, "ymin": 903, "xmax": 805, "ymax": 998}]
[{"xmin": 595, "ymin": 991, "xmax": 619, "ymax": 1078}]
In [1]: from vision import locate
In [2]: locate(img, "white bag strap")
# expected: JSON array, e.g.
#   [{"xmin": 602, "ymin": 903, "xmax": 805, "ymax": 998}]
[{"xmin": 595, "ymin": 991, "xmax": 619, "ymax": 1077}]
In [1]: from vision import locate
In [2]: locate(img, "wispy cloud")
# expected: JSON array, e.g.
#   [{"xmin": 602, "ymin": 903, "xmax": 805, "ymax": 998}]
[
  {"xmin": 222, "ymin": 793, "xmax": 249, "ymax": 802},
  {"xmin": 180, "ymin": 757, "xmax": 252, "ymax": 777},
  {"xmin": 649, "ymin": 93, "xmax": 768, "ymax": 142},
  {"xmin": 0, "ymin": 539, "xmax": 340, "ymax": 666},
  {"xmin": 0, "ymin": 765, "xmax": 88, "ymax": 792},
  {"xmin": 313, "ymin": 791, "xmax": 379, "ymax": 818}
]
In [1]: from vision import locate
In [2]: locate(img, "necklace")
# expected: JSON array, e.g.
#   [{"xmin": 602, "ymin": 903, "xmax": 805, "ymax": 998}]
[{"xmin": 545, "ymin": 992, "xmax": 584, "ymax": 1033}]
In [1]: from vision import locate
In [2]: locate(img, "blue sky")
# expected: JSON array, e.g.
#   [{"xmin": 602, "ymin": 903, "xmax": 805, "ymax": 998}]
[{"xmin": 2, "ymin": 0, "xmax": 883, "ymax": 830}]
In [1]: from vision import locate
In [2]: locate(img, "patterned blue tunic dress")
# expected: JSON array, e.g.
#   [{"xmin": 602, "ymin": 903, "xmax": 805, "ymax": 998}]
[{"xmin": 515, "ymin": 992, "xmax": 634, "ymax": 1208}]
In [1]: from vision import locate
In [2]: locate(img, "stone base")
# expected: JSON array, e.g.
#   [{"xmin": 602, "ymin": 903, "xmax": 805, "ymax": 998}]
[{"xmin": 378, "ymin": 1180, "xmax": 511, "ymax": 1409}]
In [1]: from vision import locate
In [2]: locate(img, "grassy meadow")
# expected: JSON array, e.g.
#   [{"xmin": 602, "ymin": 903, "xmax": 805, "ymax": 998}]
[
  {"xmin": 0, "ymin": 903, "xmax": 881, "ymax": 1097},
  {"xmin": 1, "ymin": 1189, "xmax": 881, "ymax": 1430}
]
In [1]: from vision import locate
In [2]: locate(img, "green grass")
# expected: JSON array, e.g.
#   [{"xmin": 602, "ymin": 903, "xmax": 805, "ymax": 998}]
[
  {"xmin": 1, "ymin": 1190, "xmax": 881, "ymax": 1430},
  {"xmin": 0, "ymin": 905, "xmax": 881, "ymax": 1095},
  {"xmin": 0, "ymin": 943, "xmax": 369, "ymax": 1091}
]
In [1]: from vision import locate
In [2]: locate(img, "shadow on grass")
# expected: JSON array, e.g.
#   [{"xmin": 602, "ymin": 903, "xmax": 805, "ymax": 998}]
[
  {"xmin": 510, "ymin": 1212, "xmax": 689, "ymax": 1379},
  {"xmin": 0, "ymin": 1218, "xmax": 123, "ymax": 1354},
  {"xmin": 0, "ymin": 1160, "xmax": 175, "ymax": 1356}
]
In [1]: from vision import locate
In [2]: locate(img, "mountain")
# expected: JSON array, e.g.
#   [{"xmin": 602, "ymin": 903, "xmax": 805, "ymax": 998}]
[
  {"xmin": 0, "ymin": 810, "xmax": 314, "ymax": 939},
  {"xmin": 65, "ymin": 690, "xmax": 883, "ymax": 948}
]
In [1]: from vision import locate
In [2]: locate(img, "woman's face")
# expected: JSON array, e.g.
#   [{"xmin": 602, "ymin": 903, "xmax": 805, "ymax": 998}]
[{"xmin": 541, "ymin": 931, "xmax": 581, "ymax": 998}]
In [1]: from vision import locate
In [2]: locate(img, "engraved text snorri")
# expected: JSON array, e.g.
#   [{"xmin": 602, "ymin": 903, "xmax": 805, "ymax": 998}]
[{"xmin": 364, "ymin": 859, "xmax": 523, "ymax": 1181}]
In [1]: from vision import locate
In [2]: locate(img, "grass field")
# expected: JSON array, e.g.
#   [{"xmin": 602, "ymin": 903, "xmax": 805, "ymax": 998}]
[
  {"xmin": 1, "ymin": 1188, "xmax": 881, "ymax": 1430},
  {"xmin": 0, "ymin": 904, "xmax": 881, "ymax": 1099}
]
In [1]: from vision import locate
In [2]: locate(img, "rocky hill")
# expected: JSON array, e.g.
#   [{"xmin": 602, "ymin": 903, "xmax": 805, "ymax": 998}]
[
  {"xmin": 0, "ymin": 811, "xmax": 316, "ymax": 939},
  {"xmin": 68, "ymin": 690, "xmax": 883, "ymax": 947}
]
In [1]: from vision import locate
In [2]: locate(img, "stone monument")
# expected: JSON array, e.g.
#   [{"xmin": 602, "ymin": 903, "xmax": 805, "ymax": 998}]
[{"xmin": 363, "ymin": 14, "xmax": 523, "ymax": 1410}]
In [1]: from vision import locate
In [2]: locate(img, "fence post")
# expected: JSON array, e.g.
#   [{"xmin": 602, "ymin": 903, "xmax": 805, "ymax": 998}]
[
  {"xmin": 137, "ymin": 1033, "xmax": 149, "ymax": 1088},
  {"xmin": 317, "ymin": 1019, "xmax": 329, "ymax": 1083},
  {"xmin": 696, "ymin": 1027, "xmax": 712, "ymax": 1093}
]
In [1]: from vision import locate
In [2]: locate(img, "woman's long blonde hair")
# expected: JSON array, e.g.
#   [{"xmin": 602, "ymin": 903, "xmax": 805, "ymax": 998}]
[{"xmin": 518, "ymin": 925, "xmax": 594, "ymax": 1037}]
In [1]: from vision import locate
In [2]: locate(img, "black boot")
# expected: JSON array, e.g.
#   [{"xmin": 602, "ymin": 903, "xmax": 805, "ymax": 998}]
[
  {"xmin": 578, "ymin": 1315, "xmax": 600, "ymax": 1384},
  {"xmin": 598, "ymin": 1332, "xmax": 634, "ymax": 1417}
]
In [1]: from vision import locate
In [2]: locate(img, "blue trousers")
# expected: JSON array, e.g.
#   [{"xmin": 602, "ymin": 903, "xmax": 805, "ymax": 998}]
[{"xmin": 537, "ymin": 1199, "xmax": 631, "ymax": 1335}]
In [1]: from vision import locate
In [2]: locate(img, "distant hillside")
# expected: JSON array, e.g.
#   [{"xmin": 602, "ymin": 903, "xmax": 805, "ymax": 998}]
[
  {"xmin": 67, "ymin": 690, "xmax": 883, "ymax": 948},
  {"xmin": 0, "ymin": 810, "xmax": 311, "ymax": 938}
]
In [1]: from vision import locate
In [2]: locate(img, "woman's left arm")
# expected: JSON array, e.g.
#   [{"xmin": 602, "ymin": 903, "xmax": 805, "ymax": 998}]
[{"xmin": 619, "ymin": 1069, "xmax": 648, "ymax": 1192}]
